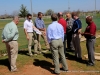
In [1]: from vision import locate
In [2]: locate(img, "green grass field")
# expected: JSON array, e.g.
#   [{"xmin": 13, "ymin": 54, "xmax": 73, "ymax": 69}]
[
  {"xmin": 0, "ymin": 17, "xmax": 100, "ymax": 51},
  {"xmin": 0, "ymin": 17, "xmax": 100, "ymax": 75}
]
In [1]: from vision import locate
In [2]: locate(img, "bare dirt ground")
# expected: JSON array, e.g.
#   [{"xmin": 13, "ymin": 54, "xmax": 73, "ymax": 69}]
[
  {"xmin": 0, "ymin": 34, "xmax": 100, "ymax": 75},
  {"xmin": 0, "ymin": 59, "xmax": 100, "ymax": 75}
]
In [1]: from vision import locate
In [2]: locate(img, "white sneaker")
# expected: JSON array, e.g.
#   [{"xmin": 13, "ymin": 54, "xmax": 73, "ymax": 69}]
[
  {"xmin": 29, "ymin": 54, "xmax": 33, "ymax": 57},
  {"xmin": 11, "ymin": 69, "xmax": 19, "ymax": 72},
  {"xmin": 42, "ymin": 50, "xmax": 49, "ymax": 53}
]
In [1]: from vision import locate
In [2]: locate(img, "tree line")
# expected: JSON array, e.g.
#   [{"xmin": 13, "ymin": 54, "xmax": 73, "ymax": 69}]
[{"xmin": 0, "ymin": 4, "xmax": 100, "ymax": 19}]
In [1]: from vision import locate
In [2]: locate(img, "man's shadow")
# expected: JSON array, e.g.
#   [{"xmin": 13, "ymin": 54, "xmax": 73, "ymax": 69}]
[
  {"xmin": 33, "ymin": 59, "xmax": 54, "ymax": 73},
  {"xmin": 65, "ymin": 52, "xmax": 87, "ymax": 64},
  {"xmin": 18, "ymin": 50, "xmax": 29, "ymax": 56},
  {"xmin": 42, "ymin": 52, "xmax": 53, "ymax": 59},
  {"xmin": 0, "ymin": 58, "xmax": 10, "ymax": 70}
]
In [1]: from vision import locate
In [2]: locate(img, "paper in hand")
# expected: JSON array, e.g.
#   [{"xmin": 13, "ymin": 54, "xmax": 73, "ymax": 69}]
[{"xmin": 34, "ymin": 29, "xmax": 42, "ymax": 34}]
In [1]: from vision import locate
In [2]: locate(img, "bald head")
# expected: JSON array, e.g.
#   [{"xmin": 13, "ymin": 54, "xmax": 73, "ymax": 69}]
[
  {"xmin": 86, "ymin": 16, "xmax": 93, "ymax": 24},
  {"xmin": 66, "ymin": 13, "xmax": 71, "ymax": 19},
  {"xmin": 13, "ymin": 16, "xmax": 19, "ymax": 25}
]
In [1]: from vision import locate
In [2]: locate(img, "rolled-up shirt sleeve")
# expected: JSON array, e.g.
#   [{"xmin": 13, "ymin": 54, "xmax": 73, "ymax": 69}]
[{"xmin": 35, "ymin": 19, "xmax": 39, "ymax": 28}]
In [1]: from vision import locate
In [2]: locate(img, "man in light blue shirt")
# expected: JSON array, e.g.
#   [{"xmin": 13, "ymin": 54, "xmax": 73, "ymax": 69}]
[
  {"xmin": 47, "ymin": 19, "xmax": 64, "ymax": 43},
  {"xmin": 47, "ymin": 14, "xmax": 68, "ymax": 74}
]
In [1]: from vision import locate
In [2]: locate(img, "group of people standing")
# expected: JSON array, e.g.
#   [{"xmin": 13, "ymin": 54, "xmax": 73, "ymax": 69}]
[
  {"xmin": 24, "ymin": 12, "xmax": 50, "ymax": 56},
  {"xmin": 2, "ymin": 11, "xmax": 96, "ymax": 75}
]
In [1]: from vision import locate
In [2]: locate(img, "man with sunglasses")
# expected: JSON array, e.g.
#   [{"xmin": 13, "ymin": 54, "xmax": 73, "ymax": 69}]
[{"xmin": 24, "ymin": 13, "xmax": 39, "ymax": 56}]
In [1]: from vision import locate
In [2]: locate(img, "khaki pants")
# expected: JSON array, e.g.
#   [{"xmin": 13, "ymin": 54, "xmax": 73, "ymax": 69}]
[
  {"xmin": 72, "ymin": 33, "xmax": 82, "ymax": 58},
  {"xmin": 37, "ymin": 31, "xmax": 49, "ymax": 50},
  {"xmin": 5, "ymin": 41, "xmax": 18, "ymax": 71},
  {"xmin": 50, "ymin": 38, "xmax": 68, "ymax": 73},
  {"xmin": 28, "ymin": 33, "xmax": 38, "ymax": 55}
]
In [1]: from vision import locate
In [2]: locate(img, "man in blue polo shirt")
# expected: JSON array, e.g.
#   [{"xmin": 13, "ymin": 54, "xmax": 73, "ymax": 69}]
[
  {"xmin": 35, "ymin": 12, "xmax": 50, "ymax": 52},
  {"xmin": 72, "ymin": 12, "xmax": 82, "ymax": 60}
]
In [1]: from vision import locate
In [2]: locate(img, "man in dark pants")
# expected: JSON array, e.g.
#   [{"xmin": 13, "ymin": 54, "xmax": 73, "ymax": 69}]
[
  {"xmin": 72, "ymin": 12, "xmax": 82, "ymax": 60},
  {"xmin": 57, "ymin": 12, "xmax": 67, "ymax": 55},
  {"xmin": 82, "ymin": 16, "xmax": 96, "ymax": 66},
  {"xmin": 66, "ymin": 13, "xmax": 74, "ymax": 51}
]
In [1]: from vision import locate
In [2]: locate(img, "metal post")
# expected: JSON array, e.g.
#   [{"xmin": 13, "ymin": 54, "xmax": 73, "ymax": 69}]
[
  {"xmin": 94, "ymin": 0, "xmax": 96, "ymax": 17},
  {"xmin": 30, "ymin": 0, "xmax": 33, "ymax": 19},
  {"xmin": 95, "ymin": 0, "xmax": 96, "ymax": 13},
  {"xmin": 68, "ymin": 0, "xmax": 70, "ymax": 12}
]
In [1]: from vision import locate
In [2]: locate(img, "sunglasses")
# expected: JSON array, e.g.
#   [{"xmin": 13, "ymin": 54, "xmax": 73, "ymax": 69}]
[{"xmin": 29, "ymin": 18, "xmax": 32, "ymax": 19}]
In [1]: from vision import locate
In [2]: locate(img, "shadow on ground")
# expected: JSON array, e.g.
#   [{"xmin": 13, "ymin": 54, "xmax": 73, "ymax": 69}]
[
  {"xmin": 42, "ymin": 52, "xmax": 52, "ymax": 59},
  {"xmin": 65, "ymin": 52, "xmax": 87, "ymax": 64},
  {"xmin": 0, "ymin": 58, "xmax": 10, "ymax": 70},
  {"xmin": 33, "ymin": 59, "xmax": 54, "ymax": 73},
  {"xmin": 18, "ymin": 50, "xmax": 28, "ymax": 56}
]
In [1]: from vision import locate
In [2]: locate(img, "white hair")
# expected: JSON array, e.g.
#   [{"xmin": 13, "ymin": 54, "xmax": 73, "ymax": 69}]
[{"xmin": 13, "ymin": 16, "xmax": 19, "ymax": 20}]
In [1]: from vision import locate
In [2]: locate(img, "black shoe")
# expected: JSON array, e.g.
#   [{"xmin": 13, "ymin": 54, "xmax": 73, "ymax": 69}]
[
  {"xmin": 78, "ymin": 58, "xmax": 82, "ymax": 61},
  {"xmin": 60, "ymin": 70, "xmax": 68, "ymax": 72},
  {"xmin": 76, "ymin": 57, "xmax": 82, "ymax": 61},
  {"xmin": 87, "ymin": 63, "xmax": 94, "ymax": 66},
  {"xmin": 60, "ymin": 68, "xmax": 68, "ymax": 72}
]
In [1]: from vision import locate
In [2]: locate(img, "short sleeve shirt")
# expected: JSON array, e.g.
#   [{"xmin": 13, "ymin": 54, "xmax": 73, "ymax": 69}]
[{"xmin": 24, "ymin": 20, "xmax": 34, "ymax": 32}]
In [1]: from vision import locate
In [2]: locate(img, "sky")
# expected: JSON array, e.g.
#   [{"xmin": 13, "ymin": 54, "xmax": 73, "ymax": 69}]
[{"xmin": 0, "ymin": 0, "xmax": 100, "ymax": 15}]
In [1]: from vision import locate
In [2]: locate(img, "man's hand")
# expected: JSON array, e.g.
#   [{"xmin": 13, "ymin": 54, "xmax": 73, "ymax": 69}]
[
  {"xmin": 27, "ymin": 36, "xmax": 30, "ymax": 40},
  {"xmin": 78, "ymin": 29, "xmax": 82, "ymax": 34},
  {"xmin": 2, "ymin": 40, "xmax": 5, "ymax": 43},
  {"xmin": 43, "ymin": 31, "xmax": 46, "ymax": 35},
  {"xmin": 81, "ymin": 32, "xmax": 84, "ymax": 36}
]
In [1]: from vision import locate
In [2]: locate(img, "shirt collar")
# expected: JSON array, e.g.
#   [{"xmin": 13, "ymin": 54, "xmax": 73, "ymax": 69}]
[
  {"xmin": 52, "ymin": 21, "xmax": 58, "ymax": 23},
  {"xmin": 12, "ymin": 21, "xmax": 16, "ymax": 25},
  {"xmin": 37, "ymin": 17, "xmax": 42, "ymax": 20},
  {"xmin": 26, "ymin": 19, "xmax": 31, "ymax": 22}
]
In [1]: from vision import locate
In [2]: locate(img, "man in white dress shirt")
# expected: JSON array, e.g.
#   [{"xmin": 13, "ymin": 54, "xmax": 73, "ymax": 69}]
[{"xmin": 24, "ymin": 13, "xmax": 40, "ymax": 56}]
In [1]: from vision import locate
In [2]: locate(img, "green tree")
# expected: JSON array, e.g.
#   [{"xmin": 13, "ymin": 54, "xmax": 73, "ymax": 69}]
[
  {"xmin": 19, "ymin": 4, "xmax": 29, "ymax": 18},
  {"xmin": 45, "ymin": 9, "xmax": 54, "ymax": 16}
]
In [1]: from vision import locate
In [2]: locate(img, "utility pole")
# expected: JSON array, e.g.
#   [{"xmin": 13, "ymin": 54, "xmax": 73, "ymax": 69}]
[
  {"xmin": 94, "ymin": 0, "xmax": 96, "ymax": 17},
  {"xmin": 68, "ymin": 0, "xmax": 70, "ymax": 12},
  {"xmin": 95, "ymin": 0, "xmax": 96, "ymax": 13},
  {"xmin": 30, "ymin": 0, "xmax": 33, "ymax": 19}
]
